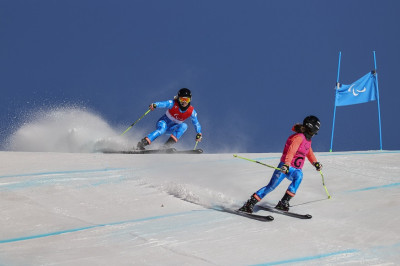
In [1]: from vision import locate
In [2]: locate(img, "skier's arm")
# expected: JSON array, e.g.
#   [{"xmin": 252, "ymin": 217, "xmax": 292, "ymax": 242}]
[
  {"xmin": 151, "ymin": 100, "xmax": 174, "ymax": 109},
  {"xmin": 191, "ymin": 110, "xmax": 202, "ymax": 134},
  {"xmin": 307, "ymin": 147, "xmax": 322, "ymax": 170},
  {"xmin": 282, "ymin": 135, "xmax": 303, "ymax": 165},
  {"xmin": 306, "ymin": 146, "xmax": 317, "ymax": 164}
]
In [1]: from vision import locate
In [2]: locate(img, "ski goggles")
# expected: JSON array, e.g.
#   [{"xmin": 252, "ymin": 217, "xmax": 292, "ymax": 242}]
[
  {"xmin": 179, "ymin": 97, "xmax": 191, "ymax": 104},
  {"xmin": 305, "ymin": 123, "xmax": 320, "ymax": 135}
]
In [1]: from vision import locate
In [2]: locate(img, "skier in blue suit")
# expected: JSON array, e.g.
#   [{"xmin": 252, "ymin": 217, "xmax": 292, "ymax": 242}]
[{"xmin": 137, "ymin": 88, "xmax": 202, "ymax": 150}]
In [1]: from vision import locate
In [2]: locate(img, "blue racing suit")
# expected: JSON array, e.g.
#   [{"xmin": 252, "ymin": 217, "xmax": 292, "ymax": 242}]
[
  {"xmin": 254, "ymin": 162, "xmax": 303, "ymax": 200},
  {"xmin": 146, "ymin": 100, "xmax": 202, "ymax": 143}
]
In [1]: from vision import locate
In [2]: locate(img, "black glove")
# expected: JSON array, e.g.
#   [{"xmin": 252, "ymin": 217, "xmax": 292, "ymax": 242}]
[
  {"xmin": 196, "ymin": 133, "xmax": 202, "ymax": 142},
  {"xmin": 149, "ymin": 103, "xmax": 157, "ymax": 111},
  {"xmin": 313, "ymin": 162, "xmax": 323, "ymax": 171},
  {"xmin": 280, "ymin": 164, "xmax": 289, "ymax": 174}
]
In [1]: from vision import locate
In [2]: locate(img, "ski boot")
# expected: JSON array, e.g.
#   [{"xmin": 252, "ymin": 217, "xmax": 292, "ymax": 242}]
[
  {"xmin": 238, "ymin": 194, "xmax": 259, "ymax": 213},
  {"xmin": 136, "ymin": 137, "xmax": 150, "ymax": 150},
  {"xmin": 275, "ymin": 192, "xmax": 293, "ymax": 212},
  {"xmin": 162, "ymin": 136, "xmax": 177, "ymax": 149}
]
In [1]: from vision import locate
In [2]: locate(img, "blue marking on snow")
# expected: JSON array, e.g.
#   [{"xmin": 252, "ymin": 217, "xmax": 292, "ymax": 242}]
[
  {"xmin": 253, "ymin": 156, "xmax": 280, "ymax": 161},
  {"xmin": 346, "ymin": 182, "xmax": 400, "ymax": 193},
  {"xmin": 254, "ymin": 150, "xmax": 400, "ymax": 161},
  {"xmin": 0, "ymin": 210, "xmax": 209, "ymax": 244},
  {"xmin": 0, "ymin": 168, "xmax": 126, "ymax": 179},
  {"xmin": 251, "ymin": 249, "xmax": 359, "ymax": 265},
  {"xmin": 318, "ymin": 150, "xmax": 400, "ymax": 156},
  {"xmin": 0, "ymin": 168, "xmax": 132, "ymax": 191}
]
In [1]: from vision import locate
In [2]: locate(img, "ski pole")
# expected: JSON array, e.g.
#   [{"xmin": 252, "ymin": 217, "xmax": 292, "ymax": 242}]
[
  {"xmin": 121, "ymin": 109, "xmax": 151, "ymax": 136},
  {"xmin": 233, "ymin": 154, "xmax": 281, "ymax": 171},
  {"xmin": 193, "ymin": 141, "xmax": 199, "ymax": 150},
  {"xmin": 319, "ymin": 170, "xmax": 331, "ymax": 199}
]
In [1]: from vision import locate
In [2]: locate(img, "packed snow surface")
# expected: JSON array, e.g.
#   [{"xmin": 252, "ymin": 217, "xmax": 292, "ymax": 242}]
[{"xmin": 0, "ymin": 150, "xmax": 399, "ymax": 265}]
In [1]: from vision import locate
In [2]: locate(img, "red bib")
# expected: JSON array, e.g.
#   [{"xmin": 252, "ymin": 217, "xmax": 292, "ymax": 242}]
[{"xmin": 166, "ymin": 101, "xmax": 194, "ymax": 123}]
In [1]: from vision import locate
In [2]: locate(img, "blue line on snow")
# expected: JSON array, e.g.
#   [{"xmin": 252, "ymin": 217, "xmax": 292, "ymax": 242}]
[
  {"xmin": 0, "ymin": 210, "xmax": 209, "ymax": 244},
  {"xmin": 249, "ymin": 150, "xmax": 400, "ymax": 163},
  {"xmin": 346, "ymin": 182, "xmax": 400, "ymax": 193},
  {"xmin": 251, "ymin": 249, "xmax": 359, "ymax": 266},
  {"xmin": 318, "ymin": 150, "xmax": 400, "ymax": 156}
]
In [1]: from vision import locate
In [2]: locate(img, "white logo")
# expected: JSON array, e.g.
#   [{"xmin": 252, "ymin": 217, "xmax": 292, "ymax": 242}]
[{"xmin": 348, "ymin": 84, "xmax": 366, "ymax": 96}]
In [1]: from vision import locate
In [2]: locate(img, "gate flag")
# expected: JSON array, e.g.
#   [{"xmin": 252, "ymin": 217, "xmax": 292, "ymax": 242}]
[
  {"xmin": 335, "ymin": 71, "xmax": 377, "ymax": 106},
  {"xmin": 330, "ymin": 51, "xmax": 382, "ymax": 152}
]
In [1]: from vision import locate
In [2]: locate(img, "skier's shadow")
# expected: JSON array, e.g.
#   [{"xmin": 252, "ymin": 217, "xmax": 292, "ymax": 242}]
[
  {"xmin": 290, "ymin": 197, "xmax": 330, "ymax": 207},
  {"xmin": 255, "ymin": 197, "xmax": 330, "ymax": 210}
]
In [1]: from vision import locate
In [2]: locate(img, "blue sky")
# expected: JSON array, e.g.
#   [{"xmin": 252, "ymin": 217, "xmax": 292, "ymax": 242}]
[{"xmin": 1, "ymin": 0, "xmax": 399, "ymax": 152}]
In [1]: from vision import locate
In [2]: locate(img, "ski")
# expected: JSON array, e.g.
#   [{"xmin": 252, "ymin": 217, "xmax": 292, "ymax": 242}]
[
  {"xmin": 257, "ymin": 205, "xmax": 312, "ymax": 219},
  {"xmin": 214, "ymin": 207, "xmax": 274, "ymax": 222},
  {"xmin": 102, "ymin": 148, "xmax": 175, "ymax": 154},
  {"xmin": 172, "ymin": 149, "xmax": 203, "ymax": 154},
  {"xmin": 102, "ymin": 148, "xmax": 203, "ymax": 154}
]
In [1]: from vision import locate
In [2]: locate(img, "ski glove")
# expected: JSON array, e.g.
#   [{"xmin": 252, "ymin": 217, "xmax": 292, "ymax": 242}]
[
  {"xmin": 280, "ymin": 164, "xmax": 289, "ymax": 174},
  {"xmin": 149, "ymin": 103, "xmax": 157, "ymax": 111},
  {"xmin": 313, "ymin": 162, "xmax": 323, "ymax": 171},
  {"xmin": 196, "ymin": 133, "xmax": 202, "ymax": 142}
]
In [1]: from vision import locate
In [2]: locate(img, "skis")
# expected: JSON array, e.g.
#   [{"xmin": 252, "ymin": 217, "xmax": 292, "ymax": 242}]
[
  {"xmin": 215, "ymin": 205, "xmax": 310, "ymax": 221},
  {"xmin": 214, "ymin": 207, "xmax": 274, "ymax": 222},
  {"xmin": 102, "ymin": 148, "xmax": 203, "ymax": 154},
  {"xmin": 173, "ymin": 149, "xmax": 203, "ymax": 154},
  {"xmin": 257, "ymin": 205, "xmax": 312, "ymax": 219}
]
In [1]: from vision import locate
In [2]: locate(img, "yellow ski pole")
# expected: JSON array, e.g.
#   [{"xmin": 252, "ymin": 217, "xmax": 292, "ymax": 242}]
[
  {"xmin": 233, "ymin": 154, "xmax": 281, "ymax": 171},
  {"xmin": 234, "ymin": 154, "xmax": 331, "ymax": 199},
  {"xmin": 319, "ymin": 170, "xmax": 331, "ymax": 199},
  {"xmin": 121, "ymin": 109, "xmax": 151, "ymax": 136}
]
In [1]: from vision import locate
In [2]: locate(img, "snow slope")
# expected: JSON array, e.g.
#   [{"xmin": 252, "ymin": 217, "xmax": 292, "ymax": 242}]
[{"xmin": 1, "ymin": 150, "xmax": 399, "ymax": 265}]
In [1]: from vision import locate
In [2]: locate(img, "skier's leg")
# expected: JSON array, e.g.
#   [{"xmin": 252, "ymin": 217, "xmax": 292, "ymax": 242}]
[
  {"xmin": 239, "ymin": 163, "xmax": 286, "ymax": 213},
  {"xmin": 276, "ymin": 169, "xmax": 303, "ymax": 211},
  {"xmin": 147, "ymin": 119, "xmax": 168, "ymax": 142},
  {"xmin": 136, "ymin": 119, "xmax": 168, "ymax": 150},
  {"xmin": 287, "ymin": 169, "xmax": 303, "ymax": 196},
  {"xmin": 163, "ymin": 123, "xmax": 188, "ymax": 148},
  {"xmin": 171, "ymin": 122, "xmax": 188, "ymax": 140},
  {"xmin": 255, "ymin": 162, "xmax": 287, "ymax": 199}
]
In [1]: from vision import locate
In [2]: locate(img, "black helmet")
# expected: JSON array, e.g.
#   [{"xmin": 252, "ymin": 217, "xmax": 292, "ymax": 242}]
[
  {"xmin": 303, "ymin": 115, "xmax": 320, "ymax": 135},
  {"xmin": 178, "ymin": 88, "xmax": 191, "ymax": 98}
]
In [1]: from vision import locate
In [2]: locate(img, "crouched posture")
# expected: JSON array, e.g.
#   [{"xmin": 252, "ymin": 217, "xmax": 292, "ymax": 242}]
[
  {"xmin": 239, "ymin": 115, "xmax": 323, "ymax": 213},
  {"xmin": 137, "ymin": 88, "xmax": 202, "ymax": 150}
]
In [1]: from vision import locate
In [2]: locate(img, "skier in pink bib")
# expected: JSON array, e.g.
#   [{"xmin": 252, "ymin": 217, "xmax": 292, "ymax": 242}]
[
  {"xmin": 239, "ymin": 115, "xmax": 323, "ymax": 213},
  {"xmin": 136, "ymin": 88, "xmax": 202, "ymax": 150}
]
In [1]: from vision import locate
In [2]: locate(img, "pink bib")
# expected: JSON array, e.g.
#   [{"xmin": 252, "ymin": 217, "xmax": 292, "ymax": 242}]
[{"xmin": 281, "ymin": 133, "xmax": 312, "ymax": 169}]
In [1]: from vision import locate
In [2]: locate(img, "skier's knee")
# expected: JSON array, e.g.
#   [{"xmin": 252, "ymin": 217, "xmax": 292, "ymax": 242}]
[{"xmin": 179, "ymin": 123, "xmax": 188, "ymax": 132}]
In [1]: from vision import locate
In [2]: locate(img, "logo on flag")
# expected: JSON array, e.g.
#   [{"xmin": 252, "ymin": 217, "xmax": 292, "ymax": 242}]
[
  {"xmin": 348, "ymin": 84, "xmax": 366, "ymax": 96},
  {"xmin": 335, "ymin": 71, "xmax": 377, "ymax": 106}
]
